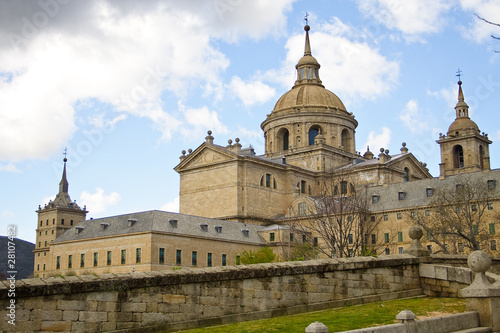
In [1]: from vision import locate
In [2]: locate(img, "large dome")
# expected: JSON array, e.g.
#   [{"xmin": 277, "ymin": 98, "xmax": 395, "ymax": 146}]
[{"xmin": 272, "ymin": 84, "xmax": 347, "ymax": 114}]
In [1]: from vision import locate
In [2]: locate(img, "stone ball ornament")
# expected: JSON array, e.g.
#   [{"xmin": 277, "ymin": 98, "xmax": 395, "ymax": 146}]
[
  {"xmin": 408, "ymin": 226, "xmax": 423, "ymax": 240},
  {"xmin": 468, "ymin": 250, "xmax": 492, "ymax": 273}
]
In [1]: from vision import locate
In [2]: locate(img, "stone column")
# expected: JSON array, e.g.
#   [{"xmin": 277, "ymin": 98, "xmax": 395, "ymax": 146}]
[
  {"xmin": 460, "ymin": 251, "xmax": 500, "ymax": 332},
  {"xmin": 403, "ymin": 226, "xmax": 430, "ymax": 257}
]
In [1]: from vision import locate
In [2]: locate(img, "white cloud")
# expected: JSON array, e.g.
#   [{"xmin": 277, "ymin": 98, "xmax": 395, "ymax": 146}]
[
  {"xmin": 272, "ymin": 18, "xmax": 399, "ymax": 106},
  {"xmin": 80, "ymin": 187, "xmax": 121, "ymax": 214},
  {"xmin": 0, "ymin": 162, "xmax": 21, "ymax": 173},
  {"xmin": 0, "ymin": 1, "xmax": 293, "ymax": 162},
  {"xmin": 180, "ymin": 102, "xmax": 228, "ymax": 138},
  {"xmin": 229, "ymin": 76, "xmax": 276, "ymax": 107},
  {"xmin": 399, "ymin": 99, "xmax": 430, "ymax": 133},
  {"xmin": 459, "ymin": 0, "xmax": 500, "ymax": 43},
  {"xmin": 364, "ymin": 127, "xmax": 392, "ymax": 153},
  {"xmin": 161, "ymin": 197, "xmax": 179, "ymax": 213},
  {"xmin": 355, "ymin": 0, "xmax": 452, "ymax": 41},
  {"xmin": 2, "ymin": 211, "xmax": 15, "ymax": 218}
]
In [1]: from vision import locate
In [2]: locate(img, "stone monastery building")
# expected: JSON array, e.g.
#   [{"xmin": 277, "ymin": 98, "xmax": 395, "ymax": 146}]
[{"xmin": 34, "ymin": 25, "xmax": 499, "ymax": 277}]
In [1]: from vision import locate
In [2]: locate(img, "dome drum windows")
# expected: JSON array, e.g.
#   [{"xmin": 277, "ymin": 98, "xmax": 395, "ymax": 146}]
[
  {"xmin": 277, "ymin": 128, "xmax": 290, "ymax": 151},
  {"xmin": 308, "ymin": 125, "xmax": 322, "ymax": 145}
]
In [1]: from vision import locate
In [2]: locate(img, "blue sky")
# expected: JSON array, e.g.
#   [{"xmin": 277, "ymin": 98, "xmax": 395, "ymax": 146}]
[{"xmin": 1, "ymin": 0, "xmax": 499, "ymax": 243}]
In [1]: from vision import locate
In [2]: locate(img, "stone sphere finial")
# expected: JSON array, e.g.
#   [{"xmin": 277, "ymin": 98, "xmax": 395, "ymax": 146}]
[
  {"xmin": 228, "ymin": 139, "xmax": 233, "ymax": 145},
  {"xmin": 468, "ymin": 250, "xmax": 492, "ymax": 273},
  {"xmin": 385, "ymin": 149, "xmax": 389, "ymax": 154},
  {"xmin": 181, "ymin": 150, "xmax": 186, "ymax": 155},
  {"xmin": 409, "ymin": 226, "xmax": 423, "ymax": 240},
  {"xmin": 380, "ymin": 148, "xmax": 385, "ymax": 153},
  {"xmin": 235, "ymin": 138, "xmax": 240, "ymax": 143},
  {"xmin": 402, "ymin": 142, "xmax": 406, "ymax": 147},
  {"xmin": 207, "ymin": 130, "xmax": 212, "ymax": 135},
  {"xmin": 188, "ymin": 149, "xmax": 193, "ymax": 154}
]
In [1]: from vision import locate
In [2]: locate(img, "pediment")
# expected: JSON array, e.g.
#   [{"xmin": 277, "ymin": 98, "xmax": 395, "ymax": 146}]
[
  {"xmin": 387, "ymin": 154, "xmax": 432, "ymax": 179},
  {"xmin": 175, "ymin": 144, "xmax": 238, "ymax": 172}
]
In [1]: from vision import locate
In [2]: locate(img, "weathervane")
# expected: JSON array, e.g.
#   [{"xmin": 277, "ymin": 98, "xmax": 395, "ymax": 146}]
[
  {"xmin": 456, "ymin": 68, "xmax": 462, "ymax": 81},
  {"xmin": 305, "ymin": 12, "xmax": 309, "ymax": 25},
  {"xmin": 63, "ymin": 147, "xmax": 68, "ymax": 161}
]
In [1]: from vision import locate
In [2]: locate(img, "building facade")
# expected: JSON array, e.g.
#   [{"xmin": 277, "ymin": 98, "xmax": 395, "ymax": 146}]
[{"xmin": 34, "ymin": 24, "xmax": 498, "ymax": 277}]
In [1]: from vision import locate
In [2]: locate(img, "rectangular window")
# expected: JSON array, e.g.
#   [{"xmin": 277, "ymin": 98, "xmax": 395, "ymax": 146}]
[
  {"xmin": 93, "ymin": 252, "xmax": 98, "ymax": 267},
  {"xmin": 313, "ymin": 237, "xmax": 318, "ymax": 247},
  {"xmin": 425, "ymin": 210, "xmax": 431, "ymax": 216},
  {"xmin": 301, "ymin": 180, "xmax": 306, "ymax": 194},
  {"xmin": 488, "ymin": 203, "xmax": 493, "ymax": 210},
  {"xmin": 80, "ymin": 253, "xmax": 85, "ymax": 268},
  {"xmin": 270, "ymin": 232, "xmax": 275, "ymax": 242},
  {"xmin": 427, "ymin": 245, "xmax": 433, "ymax": 252},
  {"xmin": 61, "ymin": 219, "xmax": 64, "ymax": 225},
  {"xmin": 53, "ymin": 218, "xmax": 55, "ymax": 225},
  {"xmin": 471, "ymin": 204, "xmax": 477, "ymax": 211},
  {"xmin": 370, "ymin": 216, "xmax": 375, "ymax": 222},
  {"xmin": 398, "ymin": 232, "xmax": 403, "ymax": 242},
  {"xmin": 348, "ymin": 234, "xmax": 353, "ymax": 244},
  {"xmin": 207, "ymin": 252, "xmax": 212, "ymax": 267},
  {"xmin": 385, "ymin": 248, "xmax": 390, "ymax": 255},
  {"xmin": 121, "ymin": 250, "xmax": 126, "ymax": 265},
  {"xmin": 298, "ymin": 202, "xmax": 306, "ymax": 216},
  {"xmin": 70, "ymin": 220, "xmax": 73, "ymax": 226},
  {"xmin": 176, "ymin": 250, "xmax": 182, "ymax": 265},
  {"xmin": 489, "ymin": 223, "xmax": 496, "ymax": 235},
  {"xmin": 384, "ymin": 233, "xmax": 390, "ymax": 243},
  {"xmin": 384, "ymin": 214, "xmax": 388, "ymax": 221},
  {"xmin": 68, "ymin": 255, "xmax": 72, "ymax": 268},
  {"xmin": 426, "ymin": 188, "xmax": 434, "ymax": 197},
  {"xmin": 410, "ymin": 211, "xmax": 416, "ymax": 218},
  {"xmin": 398, "ymin": 247, "xmax": 404, "ymax": 254},
  {"xmin": 372, "ymin": 195, "xmax": 379, "ymax": 204},
  {"xmin": 159, "ymin": 248, "xmax": 165, "ymax": 264},
  {"xmin": 397, "ymin": 213, "xmax": 402, "ymax": 220},
  {"xmin": 290, "ymin": 233, "xmax": 294, "ymax": 242},
  {"xmin": 340, "ymin": 181, "xmax": 348, "ymax": 195},
  {"xmin": 222, "ymin": 254, "xmax": 227, "ymax": 266},
  {"xmin": 398, "ymin": 192, "xmax": 406, "ymax": 200},
  {"xmin": 136, "ymin": 248, "xmax": 141, "ymax": 264},
  {"xmin": 371, "ymin": 234, "xmax": 376, "ymax": 245},
  {"xmin": 488, "ymin": 180, "xmax": 496, "ymax": 189},
  {"xmin": 491, "ymin": 240, "xmax": 497, "ymax": 251},
  {"xmin": 236, "ymin": 255, "xmax": 241, "ymax": 265},
  {"xmin": 192, "ymin": 251, "xmax": 197, "ymax": 266},
  {"xmin": 302, "ymin": 234, "xmax": 307, "ymax": 243},
  {"xmin": 56, "ymin": 256, "xmax": 60, "ymax": 269},
  {"xmin": 266, "ymin": 174, "xmax": 271, "ymax": 187},
  {"xmin": 458, "ymin": 242, "xmax": 464, "ymax": 252},
  {"xmin": 107, "ymin": 251, "xmax": 112, "ymax": 265}
]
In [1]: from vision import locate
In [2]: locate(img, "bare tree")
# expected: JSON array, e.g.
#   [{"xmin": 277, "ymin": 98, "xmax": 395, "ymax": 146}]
[
  {"xmin": 411, "ymin": 175, "xmax": 496, "ymax": 253},
  {"xmin": 290, "ymin": 172, "xmax": 383, "ymax": 258}
]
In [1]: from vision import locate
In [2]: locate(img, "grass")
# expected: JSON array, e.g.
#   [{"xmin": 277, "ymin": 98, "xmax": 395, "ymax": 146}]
[{"xmin": 181, "ymin": 297, "xmax": 465, "ymax": 333}]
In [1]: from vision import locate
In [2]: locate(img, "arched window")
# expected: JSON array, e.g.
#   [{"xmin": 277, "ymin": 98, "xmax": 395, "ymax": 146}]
[
  {"xmin": 341, "ymin": 129, "xmax": 350, "ymax": 151},
  {"xmin": 278, "ymin": 128, "xmax": 289, "ymax": 151},
  {"xmin": 403, "ymin": 167, "xmax": 410, "ymax": 182},
  {"xmin": 308, "ymin": 126, "xmax": 321, "ymax": 145},
  {"xmin": 453, "ymin": 145, "xmax": 464, "ymax": 168},
  {"xmin": 283, "ymin": 130, "xmax": 289, "ymax": 151},
  {"xmin": 261, "ymin": 173, "xmax": 276, "ymax": 189}
]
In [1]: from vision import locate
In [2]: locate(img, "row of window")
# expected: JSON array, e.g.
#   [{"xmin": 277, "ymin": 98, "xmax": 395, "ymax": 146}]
[
  {"xmin": 372, "ymin": 180, "xmax": 497, "ymax": 204},
  {"xmin": 39, "ymin": 218, "xmax": 74, "ymax": 226},
  {"xmin": 51, "ymin": 249, "xmax": 229, "ymax": 270}
]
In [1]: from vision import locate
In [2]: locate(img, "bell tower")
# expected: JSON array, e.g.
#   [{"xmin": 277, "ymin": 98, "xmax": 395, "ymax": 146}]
[
  {"xmin": 34, "ymin": 156, "xmax": 87, "ymax": 277},
  {"xmin": 437, "ymin": 79, "xmax": 492, "ymax": 178}
]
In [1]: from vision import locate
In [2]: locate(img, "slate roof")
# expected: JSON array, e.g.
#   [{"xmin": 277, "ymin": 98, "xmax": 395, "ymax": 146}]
[
  {"xmin": 367, "ymin": 169, "xmax": 500, "ymax": 212},
  {"xmin": 52, "ymin": 210, "xmax": 267, "ymax": 245}
]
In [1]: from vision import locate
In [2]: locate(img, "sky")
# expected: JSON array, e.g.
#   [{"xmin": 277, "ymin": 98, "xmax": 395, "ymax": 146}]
[{"xmin": 1, "ymin": 0, "xmax": 500, "ymax": 244}]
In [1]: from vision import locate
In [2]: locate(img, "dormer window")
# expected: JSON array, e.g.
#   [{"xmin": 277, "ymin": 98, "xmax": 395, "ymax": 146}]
[
  {"xmin": 372, "ymin": 195, "xmax": 379, "ymax": 204},
  {"xmin": 426, "ymin": 188, "xmax": 434, "ymax": 197},
  {"xmin": 128, "ymin": 218, "xmax": 137, "ymax": 227},
  {"xmin": 398, "ymin": 192, "xmax": 406, "ymax": 200},
  {"xmin": 488, "ymin": 180, "xmax": 496, "ymax": 189},
  {"xmin": 75, "ymin": 226, "xmax": 85, "ymax": 234},
  {"xmin": 241, "ymin": 228, "xmax": 249, "ymax": 237},
  {"xmin": 99, "ymin": 222, "xmax": 109, "ymax": 230},
  {"xmin": 215, "ymin": 225, "xmax": 222, "ymax": 234},
  {"xmin": 169, "ymin": 219, "xmax": 178, "ymax": 228},
  {"xmin": 200, "ymin": 223, "xmax": 208, "ymax": 232}
]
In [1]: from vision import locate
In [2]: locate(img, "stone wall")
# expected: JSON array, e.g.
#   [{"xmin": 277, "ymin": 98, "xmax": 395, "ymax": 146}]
[{"xmin": 0, "ymin": 255, "xmax": 422, "ymax": 332}]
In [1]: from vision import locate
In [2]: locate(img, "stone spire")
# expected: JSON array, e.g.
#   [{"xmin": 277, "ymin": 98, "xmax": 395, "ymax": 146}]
[
  {"xmin": 59, "ymin": 157, "xmax": 69, "ymax": 194},
  {"xmin": 294, "ymin": 24, "xmax": 322, "ymax": 86},
  {"xmin": 455, "ymin": 80, "xmax": 470, "ymax": 119}
]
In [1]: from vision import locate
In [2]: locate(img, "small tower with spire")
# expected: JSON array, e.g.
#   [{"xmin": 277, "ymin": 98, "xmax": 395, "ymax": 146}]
[
  {"xmin": 436, "ymin": 78, "xmax": 492, "ymax": 178},
  {"xmin": 34, "ymin": 154, "xmax": 87, "ymax": 277}
]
